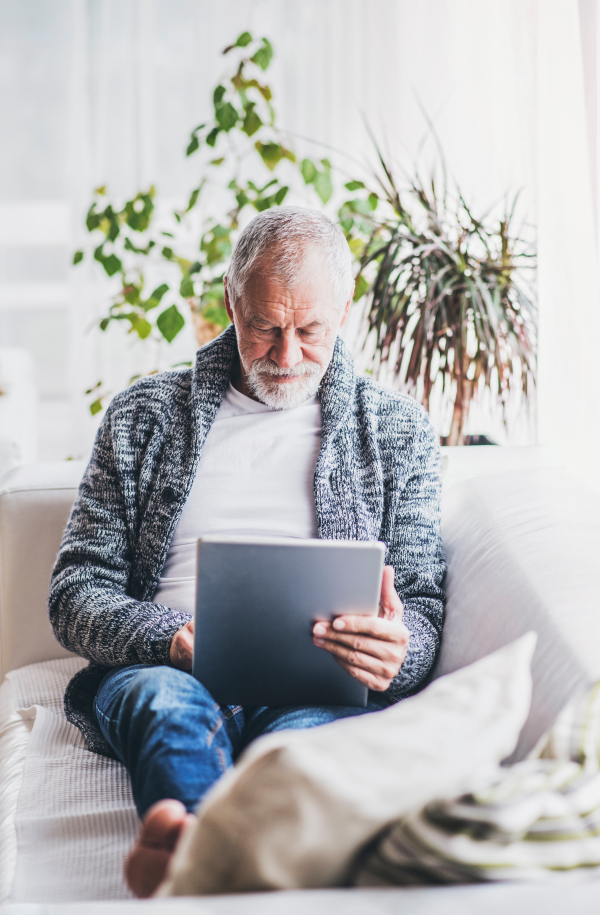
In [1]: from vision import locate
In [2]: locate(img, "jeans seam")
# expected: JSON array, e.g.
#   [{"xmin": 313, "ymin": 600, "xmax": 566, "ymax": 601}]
[{"xmin": 206, "ymin": 717, "xmax": 223, "ymax": 747}]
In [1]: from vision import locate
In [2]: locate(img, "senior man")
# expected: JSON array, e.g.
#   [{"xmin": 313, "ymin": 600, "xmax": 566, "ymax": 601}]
[{"xmin": 49, "ymin": 206, "xmax": 445, "ymax": 897}]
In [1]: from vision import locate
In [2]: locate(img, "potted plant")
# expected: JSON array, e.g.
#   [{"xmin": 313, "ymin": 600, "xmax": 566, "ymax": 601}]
[{"xmin": 340, "ymin": 150, "xmax": 536, "ymax": 445}]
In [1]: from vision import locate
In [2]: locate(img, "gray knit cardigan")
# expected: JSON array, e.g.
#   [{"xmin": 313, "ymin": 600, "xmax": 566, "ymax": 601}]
[{"xmin": 49, "ymin": 325, "xmax": 446, "ymax": 757}]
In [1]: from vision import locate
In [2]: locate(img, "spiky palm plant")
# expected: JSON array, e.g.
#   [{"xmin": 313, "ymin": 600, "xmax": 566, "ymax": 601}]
[{"xmin": 348, "ymin": 152, "xmax": 536, "ymax": 445}]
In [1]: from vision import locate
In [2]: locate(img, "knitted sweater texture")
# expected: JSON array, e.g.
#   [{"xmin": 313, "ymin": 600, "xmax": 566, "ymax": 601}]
[{"xmin": 49, "ymin": 326, "xmax": 446, "ymax": 757}]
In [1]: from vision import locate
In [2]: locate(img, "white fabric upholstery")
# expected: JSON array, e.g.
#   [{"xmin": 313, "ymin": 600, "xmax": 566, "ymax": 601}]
[
  {"xmin": 3, "ymin": 883, "xmax": 600, "ymax": 915},
  {"xmin": 0, "ymin": 657, "xmax": 137, "ymax": 904},
  {"xmin": 0, "ymin": 461, "xmax": 85, "ymax": 678},
  {"xmin": 435, "ymin": 466, "xmax": 600, "ymax": 760},
  {"xmin": 0, "ymin": 678, "xmax": 31, "ymax": 903}
]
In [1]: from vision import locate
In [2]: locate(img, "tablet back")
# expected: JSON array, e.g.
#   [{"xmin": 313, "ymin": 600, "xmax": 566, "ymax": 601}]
[{"xmin": 192, "ymin": 537, "xmax": 385, "ymax": 707}]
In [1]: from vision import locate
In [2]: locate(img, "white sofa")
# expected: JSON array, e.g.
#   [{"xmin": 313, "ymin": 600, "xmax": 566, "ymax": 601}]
[{"xmin": 1, "ymin": 446, "xmax": 600, "ymax": 913}]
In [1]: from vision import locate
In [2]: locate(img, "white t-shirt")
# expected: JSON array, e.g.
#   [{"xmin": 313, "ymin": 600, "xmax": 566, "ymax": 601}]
[{"xmin": 152, "ymin": 383, "xmax": 322, "ymax": 615}]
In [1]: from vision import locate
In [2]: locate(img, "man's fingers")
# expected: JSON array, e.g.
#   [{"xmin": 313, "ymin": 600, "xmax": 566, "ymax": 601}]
[
  {"xmin": 170, "ymin": 620, "xmax": 194, "ymax": 670},
  {"xmin": 379, "ymin": 565, "xmax": 403, "ymax": 620},
  {"xmin": 314, "ymin": 637, "xmax": 404, "ymax": 681},
  {"xmin": 315, "ymin": 614, "xmax": 408, "ymax": 642},
  {"xmin": 334, "ymin": 658, "xmax": 393, "ymax": 692},
  {"xmin": 314, "ymin": 630, "xmax": 404, "ymax": 662}
]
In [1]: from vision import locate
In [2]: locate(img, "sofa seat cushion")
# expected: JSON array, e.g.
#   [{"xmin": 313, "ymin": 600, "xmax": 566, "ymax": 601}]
[{"xmin": 0, "ymin": 658, "xmax": 137, "ymax": 904}]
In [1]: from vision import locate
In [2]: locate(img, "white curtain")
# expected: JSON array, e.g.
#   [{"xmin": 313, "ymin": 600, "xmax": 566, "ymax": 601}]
[
  {"xmin": 1, "ymin": 0, "xmax": 538, "ymax": 462},
  {"xmin": 537, "ymin": 0, "xmax": 600, "ymax": 492}
]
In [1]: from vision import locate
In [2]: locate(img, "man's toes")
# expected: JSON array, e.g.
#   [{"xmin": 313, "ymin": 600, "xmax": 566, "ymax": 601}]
[
  {"xmin": 125, "ymin": 844, "xmax": 171, "ymax": 898},
  {"xmin": 125, "ymin": 799, "xmax": 191, "ymax": 898},
  {"xmin": 140, "ymin": 799, "xmax": 189, "ymax": 851}
]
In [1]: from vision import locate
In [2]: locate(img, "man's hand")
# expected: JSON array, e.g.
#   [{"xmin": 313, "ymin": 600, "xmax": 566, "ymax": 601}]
[
  {"xmin": 170, "ymin": 620, "xmax": 194, "ymax": 671},
  {"xmin": 312, "ymin": 566, "xmax": 409, "ymax": 691}
]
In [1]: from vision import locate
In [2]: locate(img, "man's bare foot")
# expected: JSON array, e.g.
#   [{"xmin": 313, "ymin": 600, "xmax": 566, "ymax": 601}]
[{"xmin": 125, "ymin": 799, "xmax": 195, "ymax": 898}]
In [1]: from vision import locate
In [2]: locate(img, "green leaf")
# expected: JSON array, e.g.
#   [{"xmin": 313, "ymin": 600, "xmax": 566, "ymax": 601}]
[
  {"xmin": 144, "ymin": 283, "xmax": 169, "ymax": 310},
  {"xmin": 151, "ymin": 283, "xmax": 169, "ymax": 302},
  {"xmin": 213, "ymin": 85, "xmax": 226, "ymax": 106},
  {"xmin": 124, "ymin": 192, "xmax": 154, "ymax": 232},
  {"xmin": 157, "ymin": 304, "xmax": 185, "ymax": 343},
  {"xmin": 180, "ymin": 277, "xmax": 195, "ymax": 297},
  {"xmin": 206, "ymin": 126, "xmax": 221, "ymax": 147},
  {"xmin": 274, "ymin": 185, "xmax": 289, "ymax": 205},
  {"xmin": 236, "ymin": 31, "xmax": 252, "ymax": 47},
  {"xmin": 162, "ymin": 246, "xmax": 174, "ymax": 260},
  {"xmin": 90, "ymin": 399, "xmax": 104, "ymax": 416},
  {"xmin": 301, "ymin": 159, "xmax": 317, "ymax": 184},
  {"xmin": 86, "ymin": 204, "xmax": 102, "ymax": 232},
  {"xmin": 99, "ymin": 317, "xmax": 110, "ymax": 331},
  {"xmin": 242, "ymin": 108, "xmax": 262, "ymax": 136},
  {"xmin": 345, "ymin": 180, "xmax": 365, "ymax": 191},
  {"xmin": 123, "ymin": 284, "xmax": 141, "ymax": 305},
  {"xmin": 314, "ymin": 170, "xmax": 333, "ymax": 204},
  {"xmin": 186, "ymin": 187, "xmax": 201, "ymax": 211},
  {"xmin": 186, "ymin": 135, "xmax": 200, "ymax": 156},
  {"xmin": 321, "ymin": 158, "xmax": 332, "ymax": 169},
  {"xmin": 107, "ymin": 217, "xmax": 119, "ymax": 241},
  {"xmin": 251, "ymin": 37, "xmax": 273, "ymax": 71},
  {"xmin": 73, "ymin": 250, "xmax": 84, "ymax": 265},
  {"xmin": 102, "ymin": 254, "xmax": 122, "ymax": 277},
  {"xmin": 215, "ymin": 101, "xmax": 238, "ymax": 131},
  {"xmin": 133, "ymin": 317, "xmax": 152, "ymax": 339},
  {"xmin": 255, "ymin": 141, "xmax": 283, "ymax": 170},
  {"xmin": 210, "ymin": 157, "xmax": 225, "ymax": 166},
  {"xmin": 353, "ymin": 273, "xmax": 370, "ymax": 301}
]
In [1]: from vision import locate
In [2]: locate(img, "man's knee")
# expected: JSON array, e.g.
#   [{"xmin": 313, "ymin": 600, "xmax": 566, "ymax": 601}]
[{"xmin": 96, "ymin": 664, "xmax": 216, "ymax": 722}]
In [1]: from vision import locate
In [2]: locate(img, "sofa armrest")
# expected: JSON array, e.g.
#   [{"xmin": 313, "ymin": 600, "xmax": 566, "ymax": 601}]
[{"xmin": 0, "ymin": 462, "xmax": 86, "ymax": 679}]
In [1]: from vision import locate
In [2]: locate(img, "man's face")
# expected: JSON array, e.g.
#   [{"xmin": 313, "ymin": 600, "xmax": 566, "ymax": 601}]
[{"xmin": 225, "ymin": 248, "xmax": 351, "ymax": 410}]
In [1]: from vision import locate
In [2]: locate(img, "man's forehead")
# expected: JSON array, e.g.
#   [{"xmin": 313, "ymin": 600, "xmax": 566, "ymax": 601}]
[{"xmin": 240, "ymin": 269, "xmax": 336, "ymax": 323}]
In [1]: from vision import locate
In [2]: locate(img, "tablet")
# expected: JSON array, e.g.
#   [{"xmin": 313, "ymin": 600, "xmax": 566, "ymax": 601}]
[{"xmin": 192, "ymin": 536, "xmax": 385, "ymax": 708}]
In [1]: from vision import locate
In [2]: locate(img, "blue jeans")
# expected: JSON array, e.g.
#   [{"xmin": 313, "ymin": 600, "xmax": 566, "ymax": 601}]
[{"xmin": 94, "ymin": 664, "xmax": 388, "ymax": 818}]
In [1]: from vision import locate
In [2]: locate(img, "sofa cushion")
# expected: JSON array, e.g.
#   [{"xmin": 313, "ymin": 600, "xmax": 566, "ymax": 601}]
[
  {"xmin": 0, "ymin": 462, "xmax": 85, "ymax": 678},
  {"xmin": 435, "ymin": 467, "xmax": 600, "ymax": 760}
]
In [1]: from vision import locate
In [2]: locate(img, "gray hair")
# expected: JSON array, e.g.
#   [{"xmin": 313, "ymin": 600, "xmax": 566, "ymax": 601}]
[{"xmin": 225, "ymin": 206, "xmax": 354, "ymax": 311}]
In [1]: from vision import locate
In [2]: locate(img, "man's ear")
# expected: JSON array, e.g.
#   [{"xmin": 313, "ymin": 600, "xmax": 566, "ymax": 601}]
[
  {"xmin": 223, "ymin": 277, "xmax": 235, "ymax": 324},
  {"xmin": 339, "ymin": 294, "xmax": 353, "ymax": 330}
]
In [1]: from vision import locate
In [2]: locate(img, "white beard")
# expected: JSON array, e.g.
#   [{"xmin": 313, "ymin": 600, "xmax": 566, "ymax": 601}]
[{"xmin": 245, "ymin": 357, "xmax": 324, "ymax": 410}]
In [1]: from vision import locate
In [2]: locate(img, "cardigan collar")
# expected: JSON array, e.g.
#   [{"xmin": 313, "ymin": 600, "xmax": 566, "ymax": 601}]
[{"xmin": 191, "ymin": 323, "xmax": 356, "ymax": 441}]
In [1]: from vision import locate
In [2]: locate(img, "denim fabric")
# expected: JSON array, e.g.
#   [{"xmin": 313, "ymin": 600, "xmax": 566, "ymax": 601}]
[{"xmin": 94, "ymin": 664, "xmax": 388, "ymax": 818}]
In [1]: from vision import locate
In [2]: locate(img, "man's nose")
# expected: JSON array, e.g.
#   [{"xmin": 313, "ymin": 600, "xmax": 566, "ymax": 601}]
[{"xmin": 270, "ymin": 330, "xmax": 302, "ymax": 368}]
